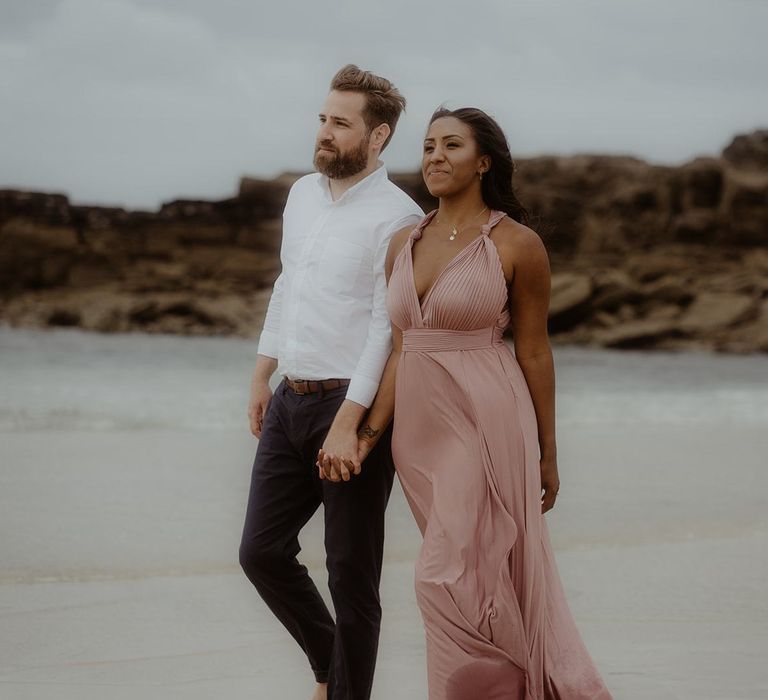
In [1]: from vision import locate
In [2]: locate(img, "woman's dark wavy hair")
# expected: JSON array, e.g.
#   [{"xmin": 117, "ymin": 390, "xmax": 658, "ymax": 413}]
[{"xmin": 429, "ymin": 107, "xmax": 528, "ymax": 225}]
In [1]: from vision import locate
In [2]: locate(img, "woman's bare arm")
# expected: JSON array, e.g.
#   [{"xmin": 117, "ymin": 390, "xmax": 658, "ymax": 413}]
[
  {"xmin": 494, "ymin": 221, "xmax": 559, "ymax": 513},
  {"xmin": 356, "ymin": 322, "xmax": 402, "ymax": 459},
  {"xmin": 356, "ymin": 225, "xmax": 413, "ymax": 458}
]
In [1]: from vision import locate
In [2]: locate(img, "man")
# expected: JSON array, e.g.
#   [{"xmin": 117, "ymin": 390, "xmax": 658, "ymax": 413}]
[{"xmin": 239, "ymin": 65, "xmax": 423, "ymax": 700}]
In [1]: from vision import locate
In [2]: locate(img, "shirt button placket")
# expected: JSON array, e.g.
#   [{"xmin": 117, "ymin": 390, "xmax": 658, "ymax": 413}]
[{"xmin": 291, "ymin": 205, "xmax": 332, "ymax": 377}]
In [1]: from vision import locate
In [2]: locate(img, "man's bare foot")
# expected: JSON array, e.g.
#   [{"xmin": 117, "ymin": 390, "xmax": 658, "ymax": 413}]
[{"xmin": 311, "ymin": 682, "xmax": 327, "ymax": 700}]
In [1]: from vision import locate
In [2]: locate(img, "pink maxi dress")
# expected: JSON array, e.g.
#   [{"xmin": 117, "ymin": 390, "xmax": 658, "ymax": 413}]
[{"xmin": 386, "ymin": 210, "xmax": 613, "ymax": 700}]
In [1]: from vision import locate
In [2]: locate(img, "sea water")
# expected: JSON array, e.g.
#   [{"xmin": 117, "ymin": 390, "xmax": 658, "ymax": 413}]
[{"xmin": 1, "ymin": 326, "xmax": 767, "ymax": 433}]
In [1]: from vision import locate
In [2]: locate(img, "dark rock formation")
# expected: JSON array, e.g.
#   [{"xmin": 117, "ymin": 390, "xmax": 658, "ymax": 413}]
[
  {"xmin": 722, "ymin": 130, "xmax": 768, "ymax": 170},
  {"xmin": 1, "ymin": 130, "xmax": 766, "ymax": 351},
  {"xmin": 548, "ymin": 273, "xmax": 593, "ymax": 332}
]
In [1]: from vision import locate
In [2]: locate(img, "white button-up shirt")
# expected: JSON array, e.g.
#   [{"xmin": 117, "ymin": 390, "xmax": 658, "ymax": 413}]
[{"xmin": 257, "ymin": 163, "xmax": 424, "ymax": 407}]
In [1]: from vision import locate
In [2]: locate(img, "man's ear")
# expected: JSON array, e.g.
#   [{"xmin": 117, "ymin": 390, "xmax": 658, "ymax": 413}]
[{"xmin": 371, "ymin": 123, "xmax": 391, "ymax": 151}]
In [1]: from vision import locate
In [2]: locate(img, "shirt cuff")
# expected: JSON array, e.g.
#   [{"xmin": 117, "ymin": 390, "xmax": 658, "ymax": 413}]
[
  {"xmin": 256, "ymin": 330, "xmax": 279, "ymax": 358},
  {"xmin": 345, "ymin": 374, "xmax": 380, "ymax": 409}
]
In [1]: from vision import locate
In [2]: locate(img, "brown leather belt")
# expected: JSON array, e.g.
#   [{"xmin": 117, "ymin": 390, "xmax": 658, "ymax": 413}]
[{"xmin": 284, "ymin": 378, "xmax": 351, "ymax": 395}]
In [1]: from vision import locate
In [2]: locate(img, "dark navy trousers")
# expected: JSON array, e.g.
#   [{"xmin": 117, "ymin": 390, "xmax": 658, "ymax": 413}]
[{"xmin": 239, "ymin": 379, "xmax": 395, "ymax": 700}]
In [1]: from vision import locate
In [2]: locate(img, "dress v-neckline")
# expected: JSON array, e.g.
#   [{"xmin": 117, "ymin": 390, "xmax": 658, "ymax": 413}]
[
  {"xmin": 408, "ymin": 209, "xmax": 503, "ymax": 313},
  {"xmin": 410, "ymin": 233, "xmax": 486, "ymax": 310}
]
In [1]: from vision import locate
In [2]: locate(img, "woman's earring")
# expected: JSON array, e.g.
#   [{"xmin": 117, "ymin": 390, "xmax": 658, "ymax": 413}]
[{"xmin": 479, "ymin": 171, "xmax": 483, "ymax": 181}]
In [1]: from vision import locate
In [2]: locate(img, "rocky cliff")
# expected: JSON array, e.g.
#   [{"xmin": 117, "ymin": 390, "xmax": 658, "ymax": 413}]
[{"xmin": 1, "ymin": 130, "xmax": 766, "ymax": 351}]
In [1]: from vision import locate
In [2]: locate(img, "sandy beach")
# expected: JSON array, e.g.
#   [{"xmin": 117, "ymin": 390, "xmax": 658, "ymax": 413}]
[{"xmin": 1, "ymin": 327, "xmax": 767, "ymax": 699}]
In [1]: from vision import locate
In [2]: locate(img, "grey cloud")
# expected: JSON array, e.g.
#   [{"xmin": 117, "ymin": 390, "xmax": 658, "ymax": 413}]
[
  {"xmin": 0, "ymin": 0, "xmax": 766, "ymax": 209},
  {"xmin": 0, "ymin": 0, "xmax": 64, "ymax": 38}
]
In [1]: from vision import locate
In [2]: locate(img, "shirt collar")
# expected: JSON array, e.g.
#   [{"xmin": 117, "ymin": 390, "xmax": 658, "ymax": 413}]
[{"xmin": 317, "ymin": 161, "xmax": 387, "ymax": 204}]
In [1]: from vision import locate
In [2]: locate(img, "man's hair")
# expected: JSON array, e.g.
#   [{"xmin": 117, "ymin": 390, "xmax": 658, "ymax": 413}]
[{"xmin": 330, "ymin": 64, "xmax": 406, "ymax": 151}]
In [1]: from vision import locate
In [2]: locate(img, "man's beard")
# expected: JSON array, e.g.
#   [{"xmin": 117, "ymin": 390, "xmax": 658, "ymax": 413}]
[{"xmin": 314, "ymin": 133, "xmax": 370, "ymax": 179}]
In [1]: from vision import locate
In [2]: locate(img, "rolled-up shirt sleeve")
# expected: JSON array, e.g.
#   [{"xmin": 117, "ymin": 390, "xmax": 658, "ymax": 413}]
[
  {"xmin": 256, "ymin": 271, "xmax": 284, "ymax": 359},
  {"xmin": 346, "ymin": 213, "xmax": 423, "ymax": 407}
]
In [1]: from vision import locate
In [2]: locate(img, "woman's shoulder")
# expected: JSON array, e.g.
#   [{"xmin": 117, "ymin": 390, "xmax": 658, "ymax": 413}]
[
  {"xmin": 385, "ymin": 222, "xmax": 417, "ymax": 277},
  {"xmin": 388, "ymin": 222, "xmax": 415, "ymax": 254},
  {"xmin": 488, "ymin": 215, "xmax": 549, "ymax": 283},
  {"xmin": 490, "ymin": 215, "xmax": 547, "ymax": 260},
  {"xmin": 490, "ymin": 214, "xmax": 541, "ymax": 245}
]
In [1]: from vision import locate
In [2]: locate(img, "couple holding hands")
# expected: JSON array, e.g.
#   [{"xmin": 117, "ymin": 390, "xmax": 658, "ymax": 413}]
[{"xmin": 239, "ymin": 64, "xmax": 612, "ymax": 700}]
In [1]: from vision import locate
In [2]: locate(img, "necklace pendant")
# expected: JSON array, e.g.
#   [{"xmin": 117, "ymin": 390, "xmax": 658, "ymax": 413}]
[{"xmin": 449, "ymin": 226, "xmax": 458, "ymax": 241}]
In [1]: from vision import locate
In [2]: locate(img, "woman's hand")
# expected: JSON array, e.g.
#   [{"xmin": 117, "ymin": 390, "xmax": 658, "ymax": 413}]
[
  {"xmin": 540, "ymin": 455, "xmax": 560, "ymax": 513},
  {"xmin": 317, "ymin": 426, "xmax": 361, "ymax": 482}
]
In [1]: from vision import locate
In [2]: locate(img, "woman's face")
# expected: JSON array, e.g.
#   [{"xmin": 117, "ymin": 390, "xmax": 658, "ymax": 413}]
[{"xmin": 422, "ymin": 116, "xmax": 488, "ymax": 198}]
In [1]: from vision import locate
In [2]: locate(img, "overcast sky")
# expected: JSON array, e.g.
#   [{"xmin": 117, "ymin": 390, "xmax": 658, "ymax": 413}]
[{"xmin": 1, "ymin": 0, "xmax": 766, "ymax": 210}]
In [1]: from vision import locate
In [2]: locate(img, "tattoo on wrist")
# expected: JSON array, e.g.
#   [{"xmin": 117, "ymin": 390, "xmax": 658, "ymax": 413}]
[{"xmin": 358, "ymin": 424, "xmax": 380, "ymax": 440}]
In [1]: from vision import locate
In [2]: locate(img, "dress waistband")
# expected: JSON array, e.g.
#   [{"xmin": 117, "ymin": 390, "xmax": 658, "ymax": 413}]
[{"xmin": 401, "ymin": 327, "xmax": 503, "ymax": 352}]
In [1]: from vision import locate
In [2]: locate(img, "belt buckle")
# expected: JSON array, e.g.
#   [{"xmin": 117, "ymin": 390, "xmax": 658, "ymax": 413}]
[{"xmin": 290, "ymin": 379, "xmax": 312, "ymax": 395}]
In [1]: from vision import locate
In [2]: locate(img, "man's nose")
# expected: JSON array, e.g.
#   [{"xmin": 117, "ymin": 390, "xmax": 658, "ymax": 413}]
[{"xmin": 317, "ymin": 124, "xmax": 333, "ymax": 143}]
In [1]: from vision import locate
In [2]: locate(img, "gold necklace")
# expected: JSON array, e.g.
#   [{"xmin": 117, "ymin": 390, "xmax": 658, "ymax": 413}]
[{"xmin": 437, "ymin": 206, "xmax": 488, "ymax": 241}]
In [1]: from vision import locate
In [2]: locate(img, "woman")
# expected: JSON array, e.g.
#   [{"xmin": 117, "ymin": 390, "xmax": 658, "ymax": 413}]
[{"xmin": 320, "ymin": 107, "xmax": 613, "ymax": 699}]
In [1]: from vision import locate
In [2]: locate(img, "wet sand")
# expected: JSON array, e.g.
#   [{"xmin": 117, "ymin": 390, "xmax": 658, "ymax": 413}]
[{"xmin": 1, "ymin": 330, "xmax": 767, "ymax": 699}]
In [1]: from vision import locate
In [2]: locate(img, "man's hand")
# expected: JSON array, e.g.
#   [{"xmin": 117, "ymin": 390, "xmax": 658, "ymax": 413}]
[
  {"xmin": 248, "ymin": 381, "xmax": 273, "ymax": 438},
  {"xmin": 540, "ymin": 455, "xmax": 560, "ymax": 514},
  {"xmin": 317, "ymin": 426, "xmax": 360, "ymax": 482}
]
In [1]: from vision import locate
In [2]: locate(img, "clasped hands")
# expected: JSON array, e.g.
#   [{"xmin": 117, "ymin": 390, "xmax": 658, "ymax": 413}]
[{"xmin": 316, "ymin": 426, "xmax": 375, "ymax": 482}]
